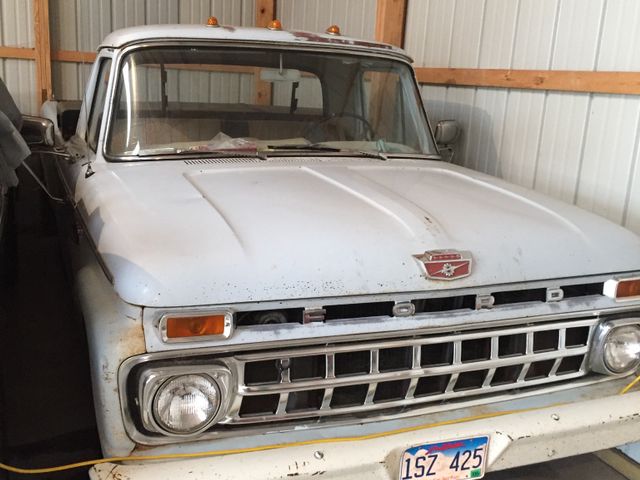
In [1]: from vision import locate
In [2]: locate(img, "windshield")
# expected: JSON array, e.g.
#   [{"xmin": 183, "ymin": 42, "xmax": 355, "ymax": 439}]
[{"xmin": 106, "ymin": 46, "xmax": 437, "ymax": 159}]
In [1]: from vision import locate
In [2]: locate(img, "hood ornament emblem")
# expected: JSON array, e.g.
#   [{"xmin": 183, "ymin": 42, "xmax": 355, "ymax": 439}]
[{"xmin": 415, "ymin": 249, "xmax": 473, "ymax": 280}]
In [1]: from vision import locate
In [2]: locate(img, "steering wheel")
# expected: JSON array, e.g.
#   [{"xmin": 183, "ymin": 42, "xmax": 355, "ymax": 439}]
[{"xmin": 304, "ymin": 112, "xmax": 377, "ymax": 143}]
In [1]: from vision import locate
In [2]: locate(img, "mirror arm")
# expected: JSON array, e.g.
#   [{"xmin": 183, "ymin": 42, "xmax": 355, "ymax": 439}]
[
  {"xmin": 30, "ymin": 148, "xmax": 72, "ymax": 159},
  {"xmin": 19, "ymin": 160, "xmax": 66, "ymax": 204}
]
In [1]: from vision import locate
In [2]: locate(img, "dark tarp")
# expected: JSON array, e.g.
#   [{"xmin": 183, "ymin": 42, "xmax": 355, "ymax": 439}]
[{"xmin": 0, "ymin": 78, "xmax": 29, "ymax": 188}]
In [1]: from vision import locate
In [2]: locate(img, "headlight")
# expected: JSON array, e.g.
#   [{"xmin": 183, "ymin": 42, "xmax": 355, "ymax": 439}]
[
  {"xmin": 153, "ymin": 374, "xmax": 221, "ymax": 434},
  {"xmin": 603, "ymin": 325, "xmax": 640, "ymax": 373},
  {"xmin": 591, "ymin": 319, "xmax": 640, "ymax": 375}
]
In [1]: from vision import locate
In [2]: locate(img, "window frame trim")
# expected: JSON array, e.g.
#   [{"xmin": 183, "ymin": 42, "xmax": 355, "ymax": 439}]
[
  {"xmin": 86, "ymin": 57, "xmax": 113, "ymax": 153},
  {"xmin": 101, "ymin": 40, "xmax": 438, "ymax": 163}
]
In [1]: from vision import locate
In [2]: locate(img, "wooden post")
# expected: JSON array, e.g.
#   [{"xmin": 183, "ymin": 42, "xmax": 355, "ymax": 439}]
[
  {"xmin": 369, "ymin": 0, "xmax": 407, "ymax": 130},
  {"xmin": 256, "ymin": 0, "xmax": 276, "ymax": 28},
  {"xmin": 254, "ymin": 0, "xmax": 276, "ymax": 105},
  {"xmin": 33, "ymin": 0, "xmax": 52, "ymax": 105},
  {"xmin": 374, "ymin": 0, "xmax": 407, "ymax": 47}
]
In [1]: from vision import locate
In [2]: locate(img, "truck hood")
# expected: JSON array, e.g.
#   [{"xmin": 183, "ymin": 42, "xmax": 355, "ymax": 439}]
[{"xmin": 80, "ymin": 158, "xmax": 640, "ymax": 307}]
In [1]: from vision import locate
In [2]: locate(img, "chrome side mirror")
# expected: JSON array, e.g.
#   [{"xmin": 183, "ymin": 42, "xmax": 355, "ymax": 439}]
[
  {"xmin": 434, "ymin": 120, "xmax": 461, "ymax": 147},
  {"xmin": 21, "ymin": 115, "xmax": 55, "ymax": 147}
]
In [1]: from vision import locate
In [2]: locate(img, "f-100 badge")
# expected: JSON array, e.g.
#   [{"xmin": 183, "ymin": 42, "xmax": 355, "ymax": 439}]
[{"xmin": 415, "ymin": 250, "xmax": 473, "ymax": 280}]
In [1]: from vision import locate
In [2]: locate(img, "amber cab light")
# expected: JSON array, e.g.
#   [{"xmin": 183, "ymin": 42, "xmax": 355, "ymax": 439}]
[
  {"xmin": 206, "ymin": 16, "xmax": 219, "ymax": 27},
  {"xmin": 604, "ymin": 278, "xmax": 640, "ymax": 301},
  {"xmin": 326, "ymin": 25, "xmax": 341, "ymax": 35},
  {"xmin": 267, "ymin": 19, "xmax": 283, "ymax": 30},
  {"xmin": 164, "ymin": 313, "xmax": 231, "ymax": 340}
]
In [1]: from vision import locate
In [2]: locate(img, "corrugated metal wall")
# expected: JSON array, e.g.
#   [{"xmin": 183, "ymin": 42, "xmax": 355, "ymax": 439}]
[
  {"xmin": 0, "ymin": 0, "xmax": 37, "ymax": 114},
  {"xmin": 0, "ymin": 0, "xmax": 377, "ymax": 112},
  {"xmin": 277, "ymin": 0, "xmax": 376, "ymax": 40},
  {"xmin": 406, "ymin": 0, "xmax": 640, "ymax": 235},
  {"xmin": 49, "ymin": 0, "xmax": 255, "ymax": 101}
]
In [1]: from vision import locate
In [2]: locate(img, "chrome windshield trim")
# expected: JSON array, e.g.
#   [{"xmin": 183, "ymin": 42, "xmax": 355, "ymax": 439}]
[
  {"xmin": 112, "ymin": 38, "xmax": 413, "ymax": 63},
  {"xmin": 100, "ymin": 40, "xmax": 432, "ymax": 163}
]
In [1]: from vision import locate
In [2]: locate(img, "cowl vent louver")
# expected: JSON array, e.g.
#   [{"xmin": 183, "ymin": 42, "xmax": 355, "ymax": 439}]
[{"xmin": 183, "ymin": 158, "xmax": 260, "ymax": 165}]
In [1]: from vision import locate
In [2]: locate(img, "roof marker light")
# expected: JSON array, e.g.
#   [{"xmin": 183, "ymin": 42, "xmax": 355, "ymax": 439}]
[
  {"xmin": 206, "ymin": 16, "xmax": 219, "ymax": 27},
  {"xmin": 326, "ymin": 25, "xmax": 341, "ymax": 35},
  {"xmin": 604, "ymin": 278, "xmax": 640, "ymax": 301},
  {"xmin": 267, "ymin": 19, "xmax": 283, "ymax": 30}
]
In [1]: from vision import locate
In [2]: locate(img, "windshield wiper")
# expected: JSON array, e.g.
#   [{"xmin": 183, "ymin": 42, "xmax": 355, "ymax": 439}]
[
  {"xmin": 267, "ymin": 143, "xmax": 342, "ymax": 152},
  {"xmin": 267, "ymin": 143, "xmax": 388, "ymax": 160},
  {"xmin": 134, "ymin": 147, "xmax": 267, "ymax": 160}
]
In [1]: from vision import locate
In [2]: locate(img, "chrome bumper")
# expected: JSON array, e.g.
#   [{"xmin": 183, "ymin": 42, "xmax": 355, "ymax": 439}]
[{"xmin": 90, "ymin": 378, "xmax": 640, "ymax": 480}]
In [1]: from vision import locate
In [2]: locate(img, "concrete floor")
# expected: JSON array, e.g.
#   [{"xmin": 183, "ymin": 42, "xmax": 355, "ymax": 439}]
[{"xmin": 0, "ymin": 159, "xmax": 633, "ymax": 479}]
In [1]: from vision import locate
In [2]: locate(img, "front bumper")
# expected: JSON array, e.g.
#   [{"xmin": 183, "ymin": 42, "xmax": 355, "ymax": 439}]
[{"xmin": 90, "ymin": 379, "xmax": 640, "ymax": 480}]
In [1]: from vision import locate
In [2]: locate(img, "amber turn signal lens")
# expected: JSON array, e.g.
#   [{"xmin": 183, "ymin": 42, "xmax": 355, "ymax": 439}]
[
  {"xmin": 166, "ymin": 314, "xmax": 227, "ymax": 338},
  {"xmin": 617, "ymin": 279, "xmax": 640, "ymax": 299},
  {"xmin": 326, "ymin": 25, "xmax": 341, "ymax": 35},
  {"xmin": 267, "ymin": 19, "xmax": 283, "ymax": 30},
  {"xmin": 206, "ymin": 16, "xmax": 219, "ymax": 27}
]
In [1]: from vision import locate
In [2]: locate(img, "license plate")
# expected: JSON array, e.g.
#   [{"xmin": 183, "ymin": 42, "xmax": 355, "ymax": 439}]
[{"xmin": 399, "ymin": 436, "xmax": 489, "ymax": 480}]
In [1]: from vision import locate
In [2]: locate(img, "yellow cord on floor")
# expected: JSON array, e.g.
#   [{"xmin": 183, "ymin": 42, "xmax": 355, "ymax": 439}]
[
  {"xmin": 620, "ymin": 374, "xmax": 640, "ymax": 395},
  {"xmin": 1, "ymin": 376, "xmax": 638, "ymax": 476},
  {"xmin": 0, "ymin": 408, "xmax": 539, "ymax": 475}
]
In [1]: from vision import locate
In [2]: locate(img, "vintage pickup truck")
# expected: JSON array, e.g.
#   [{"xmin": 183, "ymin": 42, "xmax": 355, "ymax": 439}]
[{"xmin": 29, "ymin": 19, "xmax": 640, "ymax": 480}]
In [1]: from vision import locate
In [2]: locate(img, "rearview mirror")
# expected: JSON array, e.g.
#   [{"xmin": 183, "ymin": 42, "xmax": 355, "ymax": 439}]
[
  {"xmin": 21, "ymin": 115, "xmax": 54, "ymax": 147},
  {"xmin": 260, "ymin": 68, "xmax": 301, "ymax": 82},
  {"xmin": 434, "ymin": 120, "xmax": 461, "ymax": 146}
]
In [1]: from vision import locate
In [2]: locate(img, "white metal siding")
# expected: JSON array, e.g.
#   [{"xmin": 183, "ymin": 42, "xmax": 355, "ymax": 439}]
[
  {"xmin": 407, "ymin": 0, "xmax": 640, "ymax": 235},
  {"xmin": 49, "ymin": 0, "xmax": 255, "ymax": 101},
  {"xmin": 0, "ymin": 0, "xmax": 37, "ymax": 113},
  {"xmin": 277, "ymin": 0, "xmax": 377, "ymax": 40}
]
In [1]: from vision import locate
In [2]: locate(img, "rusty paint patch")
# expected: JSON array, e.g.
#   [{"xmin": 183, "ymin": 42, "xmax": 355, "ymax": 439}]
[{"xmin": 119, "ymin": 322, "xmax": 146, "ymax": 359}]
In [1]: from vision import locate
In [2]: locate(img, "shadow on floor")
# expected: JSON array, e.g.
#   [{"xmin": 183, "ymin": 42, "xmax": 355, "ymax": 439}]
[
  {"xmin": 0, "ymin": 159, "xmax": 100, "ymax": 479},
  {"xmin": 487, "ymin": 453, "xmax": 628, "ymax": 479}
]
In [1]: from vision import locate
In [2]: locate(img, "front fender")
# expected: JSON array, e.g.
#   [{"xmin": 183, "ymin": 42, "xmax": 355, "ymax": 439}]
[{"xmin": 74, "ymin": 236, "xmax": 146, "ymax": 457}]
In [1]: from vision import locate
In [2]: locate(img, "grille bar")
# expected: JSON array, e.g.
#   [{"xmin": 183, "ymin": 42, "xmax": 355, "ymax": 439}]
[
  {"xmin": 225, "ymin": 370, "xmax": 588, "ymax": 425},
  {"xmin": 235, "ymin": 318, "xmax": 595, "ymax": 362},
  {"xmin": 231, "ymin": 318, "xmax": 596, "ymax": 424},
  {"xmin": 240, "ymin": 347, "xmax": 589, "ymax": 394}
]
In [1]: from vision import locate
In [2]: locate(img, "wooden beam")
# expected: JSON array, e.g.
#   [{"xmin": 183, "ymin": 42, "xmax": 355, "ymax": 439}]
[
  {"xmin": 40, "ymin": 49, "xmax": 640, "ymax": 97},
  {"xmin": 33, "ymin": 0, "xmax": 52, "ymax": 104},
  {"xmin": 52, "ymin": 50, "xmax": 97, "ymax": 63},
  {"xmin": 255, "ymin": 0, "xmax": 276, "ymax": 29},
  {"xmin": 254, "ymin": 0, "xmax": 276, "ymax": 105},
  {"xmin": 415, "ymin": 67, "xmax": 640, "ymax": 95},
  {"xmin": 0, "ymin": 46, "xmax": 36, "ymax": 60},
  {"xmin": 375, "ymin": 0, "xmax": 407, "ymax": 47}
]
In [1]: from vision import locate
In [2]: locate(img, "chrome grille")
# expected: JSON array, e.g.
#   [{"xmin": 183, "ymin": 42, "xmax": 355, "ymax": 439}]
[{"xmin": 224, "ymin": 318, "xmax": 596, "ymax": 424}]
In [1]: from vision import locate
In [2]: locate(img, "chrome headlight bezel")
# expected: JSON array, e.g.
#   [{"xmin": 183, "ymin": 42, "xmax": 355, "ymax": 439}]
[
  {"xmin": 590, "ymin": 317, "xmax": 640, "ymax": 375},
  {"xmin": 138, "ymin": 363, "xmax": 235, "ymax": 437}
]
